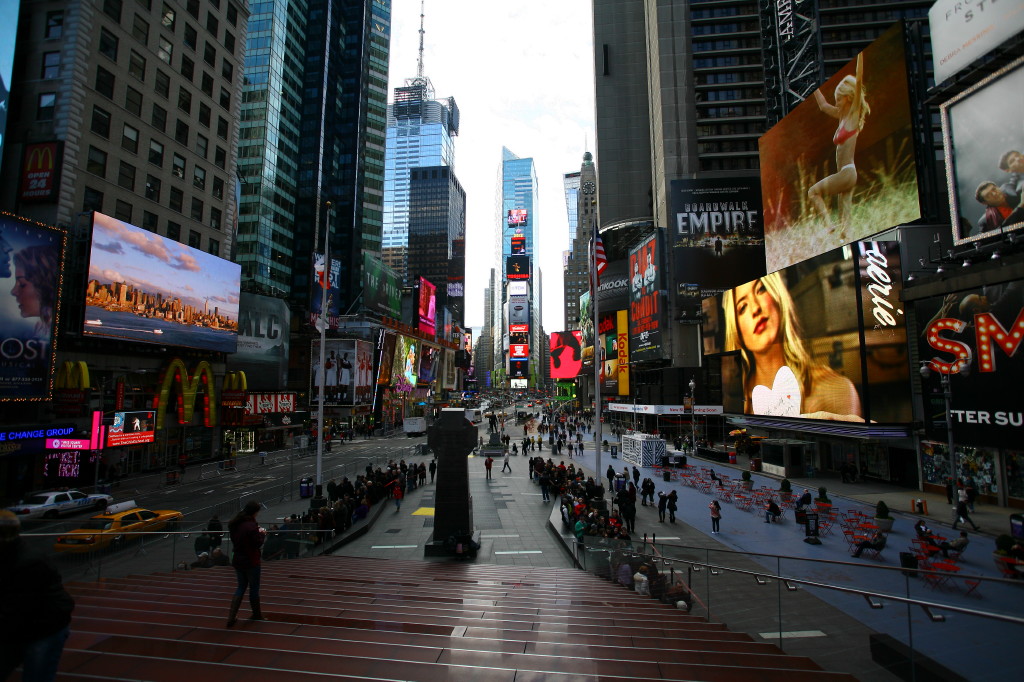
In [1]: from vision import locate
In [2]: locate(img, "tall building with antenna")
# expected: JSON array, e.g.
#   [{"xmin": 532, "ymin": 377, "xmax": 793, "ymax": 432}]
[{"xmin": 382, "ymin": 1, "xmax": 460, "ymax": 286}]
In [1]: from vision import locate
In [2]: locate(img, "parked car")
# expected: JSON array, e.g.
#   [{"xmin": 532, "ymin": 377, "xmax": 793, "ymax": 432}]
[
  {"xmin": 53, "ymin": 500, "xmax": 183, "ymax": 553},
  {"xmin": 7, "ymin": 489, "xmax": 114, "ymax": 520}
]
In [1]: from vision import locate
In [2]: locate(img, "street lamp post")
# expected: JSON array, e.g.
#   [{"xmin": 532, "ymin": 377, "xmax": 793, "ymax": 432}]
[
  {"xmin": 314, "ymin": 201, "xmax": 333, "ymax": 502},
  {"xmin": 920, "ymin": 363, "xmax": 959, "ymax": 490},
  {"xmin": 688, "ymin": 379, "xmax": 696, "ymax": 454}
]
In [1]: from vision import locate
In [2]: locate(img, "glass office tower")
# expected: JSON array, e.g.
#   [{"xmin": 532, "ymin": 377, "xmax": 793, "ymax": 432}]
[{"xmin": 500, "ymin": 147, "xmax": 539, "ymax": 388}]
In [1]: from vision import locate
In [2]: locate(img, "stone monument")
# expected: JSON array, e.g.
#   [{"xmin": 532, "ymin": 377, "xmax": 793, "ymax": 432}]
[{"xmin": 424, "ymin": 408, "xmax": 479, "ymax": 557}]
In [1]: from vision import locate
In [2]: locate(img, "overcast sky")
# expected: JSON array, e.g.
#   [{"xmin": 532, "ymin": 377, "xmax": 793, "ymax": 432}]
[{"xmin": 386, "ymin": 0, "xmax": 596, "ymax": 335}]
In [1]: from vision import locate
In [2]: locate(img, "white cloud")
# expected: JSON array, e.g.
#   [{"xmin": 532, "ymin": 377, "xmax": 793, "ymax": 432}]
[{"xmin": 388, "ymin": 0, "xmax": 595, "ymax": 333}]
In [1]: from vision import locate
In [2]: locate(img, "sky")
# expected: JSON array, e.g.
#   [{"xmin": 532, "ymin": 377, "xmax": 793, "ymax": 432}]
[{"xmin": 386, "ymin": 0, "xmax": 596, "ymax": 335}]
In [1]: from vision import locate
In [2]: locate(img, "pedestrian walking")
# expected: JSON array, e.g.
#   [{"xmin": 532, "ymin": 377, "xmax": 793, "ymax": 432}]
[
  {"xmin": 502, "ymin": 452, "xmax": 512, "ymax": 473},
  {"xmin": 226, "ymin": 500, "xmax": 265, "ymax": 627},
  {"xmin": 606, "ymin": 465, "xmax": 615, "ymax": 492},
  {"xmin": 539, "ymin": 470, "xmax": 551, "ymax": 502},
  {"xmin": 657, "ymin": 492, "xmax": 668, "ymax": 522},
  {"xmin": 392, "ymin": 482, "xmax": 404, "ymax": 512},
  {"xmin": 485, "ymin": 456, "xmax": 494, "ymax": 480},
  {"xmin": 952, "ymin": 499, "xmax": 980, "ymax": 531},
  {"xmin": 640, "ymin": 478, "xmax": 655, "ymax": 506},
  {"xmin": 429, "ymin": 458, "xmax": 437, "ymax": 483},
  {"xmin": 709, "ymin": 500, "xmax": 722, "ymax": 534},
  {"xmin": 632, "ymin": 466, "xmax": 640, "ymax": 488},
  {"xmin": 667, "ymin": 490, "xmax": 678, "ymax": 523}
]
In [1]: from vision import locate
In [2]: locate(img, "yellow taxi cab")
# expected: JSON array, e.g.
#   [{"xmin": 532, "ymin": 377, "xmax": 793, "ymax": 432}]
[{"xmin": 53, "ymin": 500, "xmax": 184, "ymax": 553}]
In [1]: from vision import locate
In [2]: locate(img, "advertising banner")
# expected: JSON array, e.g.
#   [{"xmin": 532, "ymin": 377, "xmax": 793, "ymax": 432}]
[
  {"xmin": 507, "ymin": 209, "xmax": 528, "ymax": 227},
  {"xmin": 701, "ymin": 240, "xmax": 910, "ymax": 423},
  {"xmin": 310, "ymin": 252, "xmax": 341, "ymax": 317},
  {"xmin": 506, "ymin": 256, "xmax": 530, "ymax": 280},
  {"xmin": 916, "ymin": 279, "xmax": 1024, "ymax": 449},
  {"xmin": 549, "ymin": 330, "xmax": 583, "ymax": 380},
  {"xmin": 579, "ymin": 291, "xmax": 594, "ymax": 366},
  {"xmin": 508, "ymin": 281, "xmax": 529, "ymax": 297},
  {"xmin": 418, "ymin": 344, "xmax": 439, "ymax": 385},
  {"xmin": 929, "ymin": 0, "xmax": 1024, "ymax": 85},
  {"xmin": 229, "ymin": 293, "xmax": 290, "ymax": 391},
  {"xmin": 0, "ymin": 215, "xmax": 65, "ymax": 400},
  {"xmin": 669, "ymin": 177, "xmax": 765, "ymax": 317},
  {"xmin": 19, "ymin": 142, "xmax": 64, "ymax": 203},
  {"xmin": 311, "ymin": 339, "xmax": 374, "ymax": 405},
  {"xmin": 509, "ymin": 359, "xmax": 527, "ymax": 379},
  {"xmin": 759, "ymin": 24, "xmax": 919, "ymax": 273},
  {"xmin": 442, "ymin": 349, "xmax": 457, "ymax": 389},
  {"xmin": 510, "ymin": 234, "xmax": 526, "ymax": 254},
  {"xmin": 362, "ymin": 253, "xmax": 401, "ymax": 318},
  {"xmin": 940, "ymin": 57, "xmax": 1024, "ymax": 245},
  {"xmin": 509, "ymin": 295, "xmax": 529, "ymax": 325},
  {"xmin": 375, "ymin": 331, "xmax": 397, "ymax": 385},
  {"xmin": 418, "ymin": 277, "xmax": 437, "ymax": 337},
  {"xmin": 391, "ymin": 334, "xmax": 419, "ymax": 392},
  {"xmin": 244, "ymin": 393, "xmax": 297, "ymax": 415},
  {"xmin": 628, "ymin": 231, "xmax": 664, "ymax": 362},
  {"xmin": 597, "ymin": 312, "xmax": 618, "ymax": 394},
  {"xmin": 85, "ymin": 212, "xmax": 240, "ymax": 352},
  {"xmin": 510, "ymin": 343, "xmax": 529, "ymax": 359},
  {"xmin": 107, "ymin": 410, "xmax": 156, "ymax": 448},
  {"xmin": 616, "ymin": 309, "xmax": 630, "ymax": 396}
]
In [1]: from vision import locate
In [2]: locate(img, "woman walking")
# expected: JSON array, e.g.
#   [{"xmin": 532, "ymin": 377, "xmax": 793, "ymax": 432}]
[
  {"xmin": 709, "ymin": 500, "xmax": 722, "ymax": 535},
  {"xmin": 227, "ymin": 500, "xmax": 266, "ymax": 627}
]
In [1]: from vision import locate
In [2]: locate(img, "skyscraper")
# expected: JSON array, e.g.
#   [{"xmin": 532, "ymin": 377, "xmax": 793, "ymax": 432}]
[
  {"xmin": 406, "ymin": 165, "xmax": 466, "ymax": 324},
  {"xmin": 563, "ymin": 152, "xmax": 598, "ymax": 330},
  {"xmin": 500, "ymin": 147, "xmax": 539, "ymax": 389}
]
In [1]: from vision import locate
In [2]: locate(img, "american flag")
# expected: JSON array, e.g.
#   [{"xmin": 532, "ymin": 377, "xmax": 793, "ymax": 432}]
[{"xmin": 591, "ymin": 233, "xmax": 608, "ymax": 288}]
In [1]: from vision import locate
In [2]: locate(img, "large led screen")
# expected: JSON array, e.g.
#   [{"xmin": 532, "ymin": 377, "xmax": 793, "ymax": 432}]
[
  {"xmin": 508, "ymin": 209, "xmax": 528, "ymax": 226},
  {"xmin": 418, "ymin": 277, "xmax": 437, "ymax": 336},
  {"xmin": 419, "ymin": 345, "xmax": 439, "ymax": 385},
  {"xmin": 391, "ymin": 334, "xmax": 419, "ymax": 392},
  {"xmin": 506, "ymin": 256, "xmax": 530, "ymax": 280},
  {"xmin": 0, "ymin": 215, "xmax": 66, "ymax": 400},
  {"xmin": 107, "ymin": 410, "xmax": 156, "ymax": 447},
  {"xmin": 375, "ymin": 331, "xmax": 397, "ymax": 385},
  {"xmin": 549, "ymin": 331, "xmax": 583, "ymax": 380},
  {"xmin": 941, "ymin": 57, "xmax": 1024, "ymax": 245},
  {"xmin": 311, "ymin": 339, "xmax": 374, "ymax": 406},
  {"xmin": 629, "ymin": 231, "xmax": 664, "ymax": 362},
  {"xmin": 916, "ymin": 281, "xmax": 1024, "ymax": 449},
  {"xmin": 85, "ymin": 213, "xmax": 240, "ymax": 353},
  {"xmin": 759, "ymin": 24, "xmax": 919, "ymax": 273},
  {"xmin": 362, "ymin": 253, "xmax": 401, "ymax": 318},
  {"xmin": 929, "ymin": 0, "xmax": 1024, "ymax": 85},
  {"xmin": 669, "ymin": 177, "xmax": 766, "ymax": 317},
  {"xmin": 701, "ymin": 241, "xmax": 910, "ymax": 423},
  {"xmin": 228, "ymin": 293, "xmax": 290, "ymax": 391}
]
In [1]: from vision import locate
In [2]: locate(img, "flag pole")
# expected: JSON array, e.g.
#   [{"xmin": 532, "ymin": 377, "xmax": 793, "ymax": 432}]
[
  {"xmin": 316, "ymin": 201, "xmax": 332, "ymax": 491},
  {"xmin": 592, "ymin": 221, "xmax": 602, "ymax": 490}
]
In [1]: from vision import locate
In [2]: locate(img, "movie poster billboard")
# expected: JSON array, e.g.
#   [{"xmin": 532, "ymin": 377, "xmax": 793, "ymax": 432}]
[
  {"xmin": 549, "ymin": 331, "xmax": 583, "ymax": 380},
  {"xmin": 701, "ymin": 240, "xmax": 910, "ymax": 423},
  {"xmin": 418, "ymin": 277, "xmax": 437, "ymax": 337},
  {"xmin": 311, "ymin": 252, "xmax": 341, "ymax": 317},
  {"xmin": 669, "ymin": 177, "xmax": 765, "ymax": 317},
  {"xmin": 362, "ymin": 253, "xmax": 401, "ymax": 318},
  {"xmin": 628, "ymin": 231, "xmax": 664, "ymax": 361},
  {"xmin": 375, "ymin": 331, "xmax": 397, "ymax": 386},
  {"xmin": 929, "ymin": 0, "xmax": 1024, "ymax": 86},
  {"xmin": 916, "ymin": 279, "xmax": 1024, "ymax": 449},
  {"xmin": 228, "ymin": 293, "xmax": 290, "ymax": 391},
  {"xmin": 759, "ymin": 24, "xmax": 919, "ymax": 273},
  {"xmin": 311, "ymin": 339, "xmax": 367, "ymax": 405},
  {"xmin": 390, "ymin": 334, "xmax": 419, "ymax": 392},
  {"xmin": 0, "ymin": 215, "xmax": 65, "ymax": 400},
  {"xmin": 579, "ymin": 291, "xmax": 594, "ymax": 366},
  {"xmin": 85, "ymin": 212, "xmax": 240, "ymax": 352},
  {"xmin": 941, "ymin": 57, "xmax": 1024, "ymax": 245},
  {"xmin": 418, "ymin": 345, "xmax": 439, "ymax": 385}
]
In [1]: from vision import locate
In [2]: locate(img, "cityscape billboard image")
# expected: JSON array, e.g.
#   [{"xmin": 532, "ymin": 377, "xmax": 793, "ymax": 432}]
[
  {"xmin": 84, "ymin": 213, "xmax": 240, "ymax": 352},
  {"xmin": 759, "ymin": 24, "xmax": 919, "ymax": 273},
  {"xmin": 549, "ymin": 331, "xmax": 583, "ymax": 380},
  {"xmin": 701, "ymin": 241, "xmax": 910, "ymax": 423},
  {"xmin": 628, "ymin": 231, "xmax": 664, "ymax": 361},
  {"xmin": 0, "ymin": 215, "xmax": 66, "ymax": 400}
]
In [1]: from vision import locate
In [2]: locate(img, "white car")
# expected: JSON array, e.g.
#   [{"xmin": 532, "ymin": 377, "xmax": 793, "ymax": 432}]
[{"xmin": 7, "ymin": 490, "xmax": 114, "ymax": 520}]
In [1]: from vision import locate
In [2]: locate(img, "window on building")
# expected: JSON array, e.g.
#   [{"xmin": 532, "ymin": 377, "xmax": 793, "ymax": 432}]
[
  {"xmin": 148, "ymin": 139, "xmax": 164, "ymax": 166},
  {"xmin": 224, "ymin": 31, "xmax": 235, "ymax": 54},
  {"xmin": 155, "ymin": 70, "xmax": 170, "ymax": 98},
  {"xmin": 117, "ymin": 161, "xmax": 136, "ymax": 190},
  {"xmin": 169, "ymin": 187, "xmax": 183, "ymax": 212},
  {"xmin": 216, "ymin": 116, "xmax": 228, "ymax": 140},
  {"xmin": 186, "ymin": 0, "xmax": 199, "ymax": 19},
  {"xmin": 95, "ymin": 67, "xmax": 115, "ymax": 99},
  {"xmin": 207, "ymin": 237, "xmax": 220, "ymax": 255},
  {"xmin": 46, "ymin": 11, "xmax": 63, "ymax": 39},
  {"xmin": 203, "ymin": 41, "xmax": 216, "ymax": 66},
  {"xmin": 166, "ymin": 221, "xmax": 181, "ymax": 241},
  {"xmin": 195, "ymin": 133, "xmax": 208, "ymax": 159},
  {"xmin": 178, "ymin": 87, "xmax": 192, "ymax": 114},
  {"xmin": 128, "ymin": 50, "xmax": 146, "ymax": 80},
  {"xmin": 172, "ymin": 153, "xmax": 186, "ymax": 179},
  {"xmin": 190, "ymin": 198, "xmax": 204, "ymax": 221},
  {"xmin": 212, "ymin": 176, "xmax": 224, "ymax": 200},
  {"xmin": 37, "ymin": 93, "xmax": 56, "ymax": 120},
  {"xmin": 227, "ymin": 4, "xmax": 237, "ymax": 25},
  {"xmin": 142, "ymin": 210, "xmax": 158, "ymax": 232},
  {"xmin": 198, "ymin": 103, "xmax": 211, "ymax": 127},
  {"xmin": 114, "ymin": 200, "xmax": 133, "ymax": 223},
  {"xmin": 132, "ymin": 14, "xmax": 149, "ymax": 43},
  {"xmin": 184, "ymin": 23, "xmax": 197, "ymax": 50},
  {"xmin": 158, "ymin": 37, "xmax": 173, "ymax": 64},
  {"xmin": 99, "ymin": 29, "xmax": 119, "ymax": 61},
  {"xmin": 180, "ymin": 55, "xmax": 194, "ymax": 80},
  {"xmin": 214, "ymin": 146, "xmax": 226, "ymax": 169},
  {"xmin": 103, "ymin": 0, "xmax": 123, "ymax": 22},
  {"xmin": 188, "ymin": 229, "xmax": 201, "ymax": 248},
  {"xmin": 91, "ymin": 106, "xmax": 112, "ymax": 138},
  {"xmin": 209, "ymin": 209, "xmax": 222, "ymax": 231},
  {"xmin": 175, "ymin": 119, "xmax": 189, "ymax": 145},
  {"xmin": 83, "ymin": 187, "xmax": 104, "ymax": 213},
  {"xmin": 206, "ymin": 13, "xmax": 219, "ymax": 36},
  {"xmin": 124, "ymin": 86, "xmax": 142, "ymax": 116},
  {"xmin": 145, "ymin": 175, "xmax": 161, "ymax": 202},
  {"xmin": 151, "ymin": 103, "xmax": 167, "ymax": 131},
  {"xmin": 121, "ymin": 124, "xmax": 139, "ymax": 153},
  {"xmin": 161, "ymin": 3, "xmax": 175, "ymax": 29},
  {"xmin": 87, "ymin": 146, "xmax": 108, "ymax": 177},
  {"xmin": 221, "ymin": 59, "xmax": 233, "ymax": 83},
  {"xmin": 193, "ymin": 165, "xmax": 206, "ymax": 190},
  {"xmin": 219, "ymin": 87, "xmax": 230, "ymax": 109},
  {"xmin": 41, "ymin": 52, "xmax": 61, "ymax": 79},
  {"xmin": 201, "ymin": 72, "xmax": 213, "ymax": 96}
]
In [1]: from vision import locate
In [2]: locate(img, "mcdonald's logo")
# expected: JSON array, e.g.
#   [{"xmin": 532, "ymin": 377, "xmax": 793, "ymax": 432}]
[
  {"xmin": 153, "ymin": 359, "xmax": 218, "ymax": 430},
  {"xmin": 19, "ymin": 141, "xmax": 63, "ymax": 203},
  {"xmin": 224, "ymin": 371, "xmax": 248, "ymax": 390},
  {"xmin": 55, "ymin": 361, "xmax": 90, "ymax": 390},
  {"xmin": 25, "ymin": 144, "xmax": 55, "ymax": 172}
]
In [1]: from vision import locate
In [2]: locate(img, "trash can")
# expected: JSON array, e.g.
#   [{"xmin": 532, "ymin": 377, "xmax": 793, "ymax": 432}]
[
  {"xmin": 913, "ymin": 498, "xmax": 928, "ymax": 515},
  {"xmin": 728, "ymin": 452, "xmax": 737, "ymax": 464},
  {"xmin": 614, "ymin": 474, "xmax": 626, "ymax": 492},
  {"xmin": 610, "ymin": 445, "xmax": 618, "ymax": 459},
  {"xmin": 900, "ymin": 551, "xmax": 919, "ymax": 577},
  {"xmin": 663, "ymin": 470, "xmax": 672, "ymax": 482},
  {"xmin": 299, "ymin": 476, "xmax": 315, "ymax": 498},
  {"xmin": 804, "ymin": 512, "xmax": 819, "ymax": 537},
  {"xmin": 750, "ymin": 458, "xmax": 762, "ymax": 472}
]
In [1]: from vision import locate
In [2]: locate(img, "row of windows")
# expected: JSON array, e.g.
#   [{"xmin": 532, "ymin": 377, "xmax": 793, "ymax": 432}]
[
  {"xmin": 693, "ymin": 55, "xmax": 763, "ymax": 68},
  {"xmin": 101, "ymin": 0, "xmax": 239, "ymax": 48},
  {"xmin": 698, "ymin": 139, "xmax": 760, "ymax": 154},
  {"xmin": 692, "ymin": 38, "xmax": 760, "ymax": 52},
  {"xmin": 82, "ymin": 185, "xmax": 220, "ymax": 256},
  {"xmin": 691, "ymin": 22, "xmax": 759, "ymax": 35},
  {"xmin": 699, "ymin": 87, "xmax": 763, "ymax": 101},
  {"xmin": 698, "ymin": 121, "xmax": 764, "ymax": 137},
  {"xmin": 700, "ymin": 157, "xmax": 760, "ymax": 172},
  {"xmin": 698, "ymin": 104, "xmax": 765, "ymax": 118}
]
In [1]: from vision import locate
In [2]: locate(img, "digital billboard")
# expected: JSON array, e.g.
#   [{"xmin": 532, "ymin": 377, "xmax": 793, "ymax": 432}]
[
  {"xmin": 628, "ymin": 231, "xmax": 664, "ymax": 361},
  {"xmin": 506, "ymin": 256, "xmax": 530, "ymax": 280},
  {"xmin": 940, "ymin": 57, "xmax": 1024, "ymax": 245},
  {"xmin": 509, "ymin": 359, "xmax": 528, "ymax": 379},
  {"xmin": 510, "ymin": 343, "xmax": 529, "ymax": 359},
  {"xmin": 418, "ymin": 277, "xmax": 437, "ymax": 337},
  {"xmin": 391, "ymin": 334, "xmax": 419, "ymax": 392},
  {"xmin": 507, "ymin": 209, "xmax": 528, "ymax": 226},
  {"xmin": 510, "ymin": 234, "xmax": 526, "ymax": 254},
  {"xmin": 929, "ymin": 0, "xmax": 1024, "ymax": 85},
  {"xmin": 228, "ymin": 293, "xmax": 290, "ymax": 391},
  {"xmin": 107, "ymin": 410, "xmax": 156, "ymax": 448},
  {"xmin": 549, "ymin": 331, "xmax": 583, "ymax": 380},
  {"xmin": 0, "ymin": 1, "xmax": 16, "ymax": 163},
  {"xmin": 375, "ymin": 331, "xmax": 397, "ymax": 385},
  {"xmin": 311, "ymin": 339, "xmax": 374, "ymax": 405},
  {"xmin": 701, "ymin": 241, "xmax": 910, "ymax": 423},
  {"xmin": 508, "ymin": 281, "xmax": 529, "ymax": 297},
  {"xmin": 310, "ymin": 252, "xmax": 341, "ymax": 317},
  {"xmin": 916, "ymin": 280, "xmax": 1024, "ymax": 449},
  {"xmin": 669, "ymin": 177, "xmax": 765, "ymax": 316},
  {"xmin": 419, "ymin": 345, "xmax": 439, "ymax": 385},
  {"xmin": 759, "ymin": 24, "xmax": 919, "ymax": 273},
  {"xmin": 509, "ymin": 295, "xmax": 529, "ymax": 325},
  {"xmin": 85, "ymin": 213, "xmax": 240, "ymax": 352},
  {"xmin": 442, "ymin": 349, "xmax": 457, "ymax": 390},
  {"xmin": 0, "ymin": 214, "xmax": 66, "ymax": 400},
  {"xmin": 362, "ymin": 253, "xmax": 401, "ymax": 318}
]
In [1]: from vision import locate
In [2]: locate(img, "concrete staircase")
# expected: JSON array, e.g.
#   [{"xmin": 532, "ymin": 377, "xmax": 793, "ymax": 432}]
[{"xmin": 55, "ymin": 556, "xmax": 855, "ymax": 681}]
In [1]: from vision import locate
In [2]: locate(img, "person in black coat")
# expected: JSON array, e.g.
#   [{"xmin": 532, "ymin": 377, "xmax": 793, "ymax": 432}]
[{"xmin": 0, "ymin": 511, "xmax": 75, "ymax": 681}]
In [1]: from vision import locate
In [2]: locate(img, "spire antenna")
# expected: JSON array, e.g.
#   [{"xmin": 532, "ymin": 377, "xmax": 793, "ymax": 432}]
[{"xmin": 417, "ymin": 0, "xmax": 425, "ymax": 79}]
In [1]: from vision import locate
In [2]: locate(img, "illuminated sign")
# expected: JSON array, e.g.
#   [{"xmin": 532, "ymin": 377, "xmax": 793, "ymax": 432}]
[
  {"xmin": 510, "ymin": 344, "xmax": 529, "ymax": 359},
  {"xmin": 506, "ymin": 256, "xmax": 530, "ymax": 280},
  {"xmin": 45, "ymin": 438, "xmax": 91, "ymax": 450},
  {"xmin": 549, "ymin": 331, "xmax": 583, "ymax": 380},
  {"xmin": 19, "ymin": 142, "xmax": 63, "ymax": 203},
  {"xmin": 511, "ymin": 234, "xmax": 526, "ymax": 254},
  {"xmin": 153, "ymin": 359, "xmax": 218, "ymax": 430},
  {"xmin": 509, "ymin": 324, "xmax": 528, "ymax": 334},
  {"xmin": 107, "ymin": 410, "xmax": 156, "ymax": 447},
  {"xmin": 507, "ymin": 209, "xmax": 528, "ymax": 226},
  {"xmin": 508, "ymin": 281, "xmax": 529, "ymax": 297},
  {"xmin": 0, "ymin": 424, "xmax": 74, "ymax": 442},
  {"xmin": 628, "ymin": 231, "xmax": 664, "ymax": 361},
  {"xmin": 418, "ymin": 277, "xmax": 437, "ymax": 336}
]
